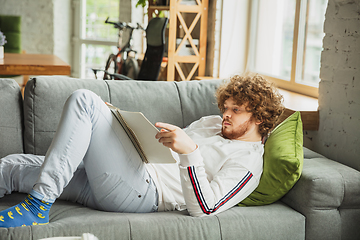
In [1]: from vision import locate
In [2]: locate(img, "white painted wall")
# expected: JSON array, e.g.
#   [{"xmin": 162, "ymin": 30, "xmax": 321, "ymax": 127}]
[
  {"xmin": 53, "ymin": 0, "xmax": 72, "ymax": 66},
  {"xmin": 304, "ymin": 0, "xmax": 360, "ymax": 171},
  {"xmin": 0, "ymin": 0, "xmax": 72, "ymax": 65},
  {"xmin": 131, "ymin": 0, "xmax": 144, "ymax": 55}
]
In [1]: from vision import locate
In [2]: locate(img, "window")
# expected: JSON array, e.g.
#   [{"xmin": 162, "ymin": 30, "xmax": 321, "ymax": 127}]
[
  {"xmin": 73, "ymin": 0, "xmax": 119, "ymax": 79},
  {"xmin": 248, "ymin": 0, "xmax": 328, "ymax": 98},
  {"xmin": 73, "ymin": 0, "xmax": 145, "ymax": 79}
]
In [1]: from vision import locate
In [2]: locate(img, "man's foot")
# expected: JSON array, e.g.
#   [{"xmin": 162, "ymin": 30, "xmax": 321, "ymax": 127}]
[{"xmin": 0, "ymin": 194, "xmax": 52, "ymax": 227}]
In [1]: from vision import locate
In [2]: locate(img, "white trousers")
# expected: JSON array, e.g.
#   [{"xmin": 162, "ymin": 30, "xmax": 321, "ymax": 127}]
[{"xmin": 0, "ymin": 89, "xmax": 158, "ymax": 213}]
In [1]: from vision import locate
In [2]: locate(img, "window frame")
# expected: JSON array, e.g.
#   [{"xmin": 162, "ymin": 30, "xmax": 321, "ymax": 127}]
[
  {"xmin": 247, "ymin": 0, "xmax": 321, "ymax": 98},
  {"xmin": 72, "ymin": 0, "xmax": 118, "ymax": 78}
]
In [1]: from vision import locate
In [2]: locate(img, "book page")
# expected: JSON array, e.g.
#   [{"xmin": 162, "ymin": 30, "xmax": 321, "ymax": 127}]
[
  {"xmin": 113, "ymin": 111, "xmax": 148, "ymax": 163},
  {"xmin": 118, "ymin": 110, "xmax": 176, "ymax": 164}
]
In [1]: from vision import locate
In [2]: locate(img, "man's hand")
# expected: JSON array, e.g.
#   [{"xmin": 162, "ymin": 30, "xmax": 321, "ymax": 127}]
[{"xmin": 155, "ymin": 122, "xmax": 197, "ymax": 154}]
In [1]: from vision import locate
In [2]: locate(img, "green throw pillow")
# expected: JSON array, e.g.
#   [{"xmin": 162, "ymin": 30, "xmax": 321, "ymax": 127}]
[{"xmin": 239, "ymin": 111, "xmax": 303, "ymax": 206}]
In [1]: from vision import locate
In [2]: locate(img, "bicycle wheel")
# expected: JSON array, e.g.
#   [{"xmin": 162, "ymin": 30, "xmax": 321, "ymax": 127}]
[
  {"xmin": 123, "ymin": 57, "xmax": 139, "ymax": 79},
  {"xmin": 104, "ymin": 54, "xmax": 118, "ymax": 80}
]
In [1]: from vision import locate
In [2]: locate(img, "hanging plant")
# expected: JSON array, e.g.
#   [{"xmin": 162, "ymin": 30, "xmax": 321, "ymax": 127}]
[{"xmin": 136, "ymin": 0, "xmax": 147, "ymax": 8}]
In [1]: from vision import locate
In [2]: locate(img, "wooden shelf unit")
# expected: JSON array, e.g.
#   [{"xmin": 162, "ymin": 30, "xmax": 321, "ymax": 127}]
[{"xmin": 148, "ymin": 0, "xmax": 208, "ymax": 81}]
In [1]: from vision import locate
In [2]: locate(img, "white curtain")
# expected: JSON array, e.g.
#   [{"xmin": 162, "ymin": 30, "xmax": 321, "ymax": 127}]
[{"xmin": 219, "ymin": 0, "xmax": 250, "ymax": 78}]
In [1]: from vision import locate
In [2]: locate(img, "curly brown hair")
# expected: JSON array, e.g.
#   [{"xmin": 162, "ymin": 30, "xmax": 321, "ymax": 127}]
[{"xmin": 216, "ymin": 74, "xmax": 284, "ymax": 137}]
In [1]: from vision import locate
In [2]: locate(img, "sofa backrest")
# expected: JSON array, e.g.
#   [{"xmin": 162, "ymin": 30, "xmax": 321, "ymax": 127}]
[
  {"xmin": 23, "ymin": 76, "xmax": 222, "ymax": 155},
  {"xmin": 23, "ymin": 76, "xmax": 110, "ymax": 155},
  {"xmin": 175, "ymin": 80, "xmax": 222, "ymax": 127},
  {"xmin": 0, "ymin": 79, "xmax": 24, "ymax": 158}
]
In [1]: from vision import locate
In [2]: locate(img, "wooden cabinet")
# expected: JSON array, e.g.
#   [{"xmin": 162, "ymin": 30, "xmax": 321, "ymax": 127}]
[{"xmin": 148, "ymin": 0, "xmax": 208, "ymax": 81}]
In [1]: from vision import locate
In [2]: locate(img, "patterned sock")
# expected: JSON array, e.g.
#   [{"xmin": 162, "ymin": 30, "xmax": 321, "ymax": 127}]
[{"xmin": 0, "ymin": 194, "xmax": 52, "ymax": 227}]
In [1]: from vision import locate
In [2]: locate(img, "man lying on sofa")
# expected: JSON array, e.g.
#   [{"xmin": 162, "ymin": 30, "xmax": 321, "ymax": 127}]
[{"xmin": 0, "ymin": 74, "xmax": 284, "ymax": 228}]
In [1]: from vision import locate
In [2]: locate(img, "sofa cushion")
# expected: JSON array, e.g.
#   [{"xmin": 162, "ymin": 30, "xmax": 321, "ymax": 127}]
[
  {"xmin": 0, "ymin": 193, "xmax": 305, "ymax": 240},
  {"xmin": 23, "ymin": 76, "xmax": 111, "ymax": 155},
  {"xmin": 0, "ymin": 193, "xmax": 221, "ymax": 240},
  {"xmin": 0, "ymin": 79, "xmax": 24, "ymax": 158},
  {"xmin": 106, "ymin": 80, "xmax": 183, "ymax": 127},
  {"xmin": 23, "ymin": 77, "xmax": 222, "ymax": 156},
  {"xmin": 217, "ymin": 203, "xmax": 305, "ymax": 240},
  {"xmin": 175, "ymin": 80, "xmax": 222, "ymax": 128},
  {"xmin": 240, "ymin": 111, "xmax": 303, "ymax": 206}
]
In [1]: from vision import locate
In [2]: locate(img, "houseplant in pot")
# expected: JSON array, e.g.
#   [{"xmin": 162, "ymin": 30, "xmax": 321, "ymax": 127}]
[{"xmin": 0, "ymin": 31, "xmax": 6, "ymax": 59}]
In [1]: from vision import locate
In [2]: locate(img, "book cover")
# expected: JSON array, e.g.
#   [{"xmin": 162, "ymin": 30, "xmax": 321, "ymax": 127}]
[{"xmin": 106, "ymin": 103, "xmax": 176, "ymax": 164}]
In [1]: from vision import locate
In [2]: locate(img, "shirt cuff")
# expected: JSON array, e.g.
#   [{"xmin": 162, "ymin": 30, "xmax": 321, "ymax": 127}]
[{"xmin": 179, "ymin": 147, "xmax": 203, "ymax": 167}]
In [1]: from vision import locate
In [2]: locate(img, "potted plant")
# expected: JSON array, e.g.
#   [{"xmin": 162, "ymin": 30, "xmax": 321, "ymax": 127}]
[
  {"xmin": 136, "ymin": 0, "xmax": 168, "ymax": 7},
  {"xmin": 136, "ymin": 0, "xmax": 147, "ymax": 7},
  {"xmin": 0, "ymin": 31, "xmax": 6, "ymax": 59}
]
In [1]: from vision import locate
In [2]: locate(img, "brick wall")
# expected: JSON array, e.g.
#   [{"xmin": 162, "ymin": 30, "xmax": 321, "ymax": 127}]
[{"xmin": 304, "ymin": 0, "xmax": 360, "ymax": 171}]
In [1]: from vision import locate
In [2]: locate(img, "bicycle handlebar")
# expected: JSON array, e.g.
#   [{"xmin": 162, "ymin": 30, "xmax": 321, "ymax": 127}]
[
  {"xmin": 136, "ymin": 23, "xmax": 145, "ymax": 31},
  {"xmin": 105, "ymin": 17, "xmax": 124, "ymax": 29},
  {"xmin": 105, "ymin": 17, "xmax": 143, "ymax": 31}
]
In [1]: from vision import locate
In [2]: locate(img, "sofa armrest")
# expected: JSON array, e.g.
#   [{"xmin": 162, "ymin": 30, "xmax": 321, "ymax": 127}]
[{"xmin": 281, "ymin": 157, "xmax": 360, "ymax": 240}]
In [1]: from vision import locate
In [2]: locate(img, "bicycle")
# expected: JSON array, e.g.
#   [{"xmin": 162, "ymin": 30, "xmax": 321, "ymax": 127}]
[{"xmin": 92, "ymin": 17, "xmax": 144, "ymax": 80}]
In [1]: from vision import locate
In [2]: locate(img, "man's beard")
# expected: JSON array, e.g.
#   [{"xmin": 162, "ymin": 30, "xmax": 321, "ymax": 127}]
[{"xmin": 221, "ymin": 118, "xmax": 252, "ymax": 140}]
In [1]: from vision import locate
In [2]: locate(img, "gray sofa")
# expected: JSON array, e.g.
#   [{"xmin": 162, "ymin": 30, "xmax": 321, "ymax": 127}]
[{"xmin": 0, "ymin": 76, "xmax": 359, "ymax": 240}]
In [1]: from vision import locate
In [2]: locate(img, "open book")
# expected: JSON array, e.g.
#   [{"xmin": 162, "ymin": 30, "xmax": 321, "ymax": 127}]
[{"xmin": 106, "ymin": 103, "xmax": 176, "ymax": 164}]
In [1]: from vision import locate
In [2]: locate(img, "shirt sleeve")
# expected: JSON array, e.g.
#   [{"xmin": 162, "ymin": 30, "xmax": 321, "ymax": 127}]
[{"xmin": 178, "ymin": 149, "xmax": 261, "ymax": 217}]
